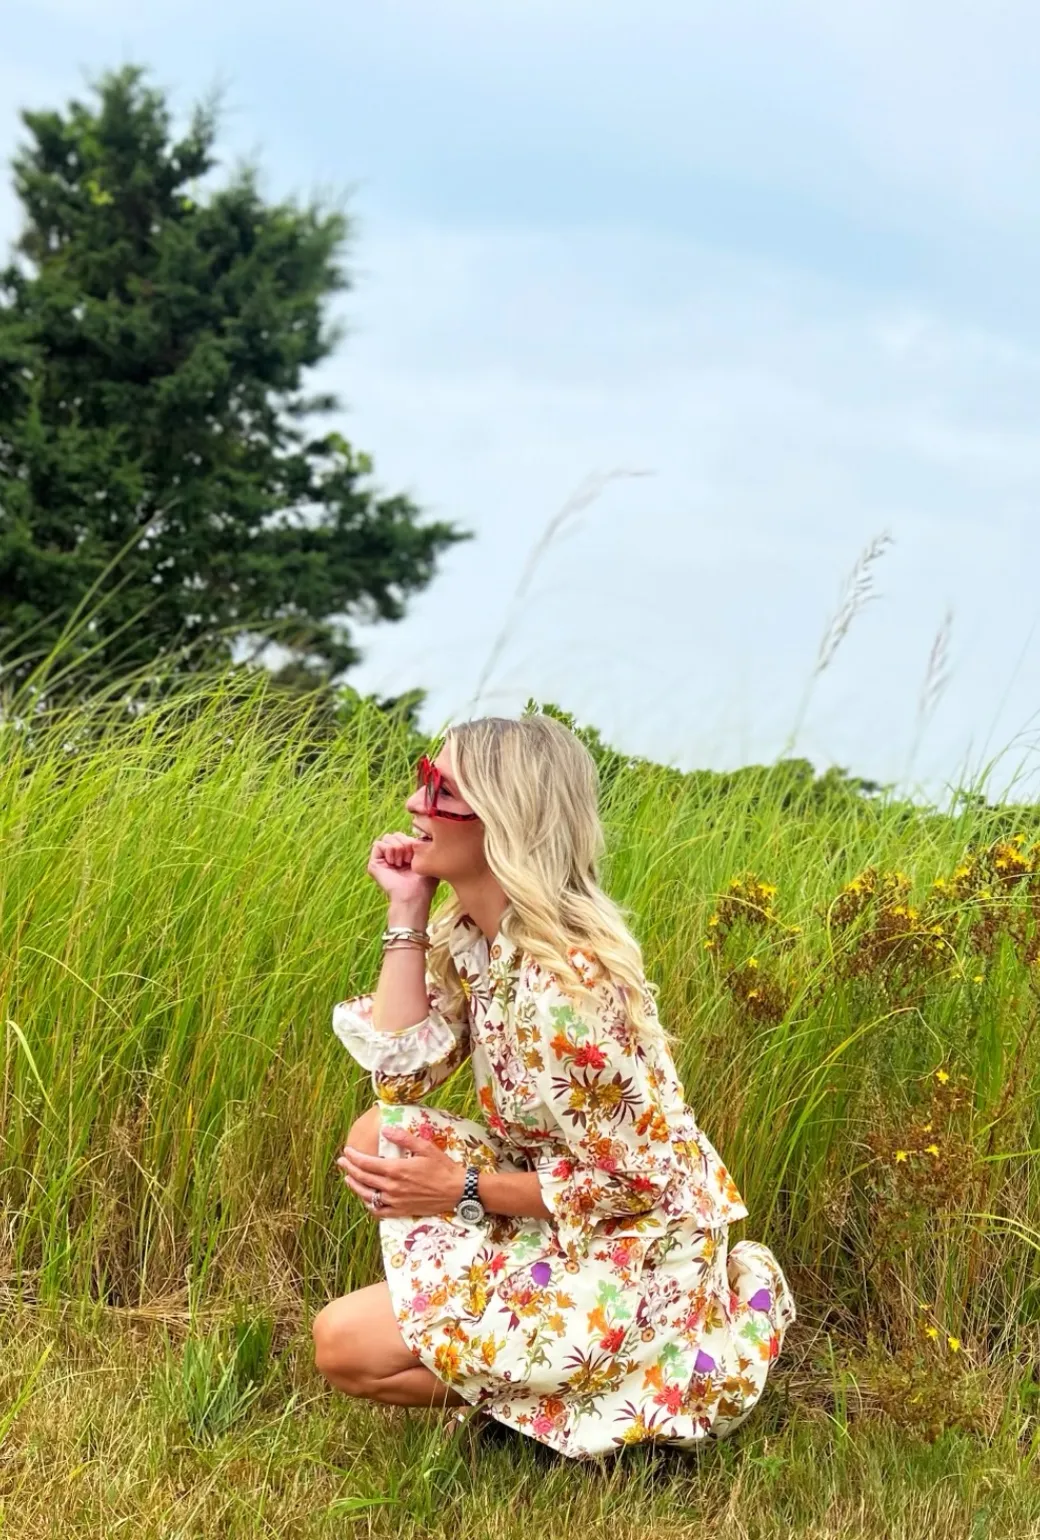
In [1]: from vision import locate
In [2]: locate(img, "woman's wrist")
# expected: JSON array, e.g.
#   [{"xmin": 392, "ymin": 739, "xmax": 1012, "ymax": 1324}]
[
  {"xmin": 387, "ymin": 899, "xmax": 432, "ymax": 932},
  {"xmin": 476, "ymin": 1169, "xmax": 552, "ymax": 1221}
]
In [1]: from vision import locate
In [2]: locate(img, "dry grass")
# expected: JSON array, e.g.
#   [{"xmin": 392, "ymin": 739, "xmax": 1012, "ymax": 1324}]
[{"xmin": 0, "ymin": 1301, "xmax": 1037, "ymax": 1539}]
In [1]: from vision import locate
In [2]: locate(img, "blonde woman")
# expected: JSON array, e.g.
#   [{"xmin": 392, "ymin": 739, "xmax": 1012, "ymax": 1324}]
[{"xmin": 313, "ymin": 715, "xmax": 795, "ymax": 1458}]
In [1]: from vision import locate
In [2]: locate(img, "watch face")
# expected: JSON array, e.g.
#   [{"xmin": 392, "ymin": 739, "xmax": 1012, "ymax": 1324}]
[{"xmin": 457, "ymin": 1198, "xmax": 485, "ymax": 1224}]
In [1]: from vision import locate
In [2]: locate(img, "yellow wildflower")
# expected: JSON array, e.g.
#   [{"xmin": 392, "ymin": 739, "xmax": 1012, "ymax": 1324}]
[
  {"xmin": 924, "ymin": 1325, "xmax": 939, "ymax": 1339},
  {"xmin": 925, "ymin": 1144, "xmax": 940, "ymax": 1157},
  {"xmin": 703, "ymin": 938, "xmax": 716, "ymax": 949},
  {"xmin": 708, "ymin": 913, "xmax": 720, "ymax": 927},
  {"xmin": 747, "ymin": 956, "xmax": 759, "ymax": 970},
  {"xmin": 894, "ymin": 1150, "xmax": 908, "ymax": 1163},
  {"xmin": 947, "ymin": 1336, "xmax": 961, "ymax": 1353},
  {"xmin": 972, "ymin": 974, "xmax": 984, "ymax": 984},
  {"xmin": 918, "ymin": 1302, "xmax": 931, "ymax": 1312},
  {"xmin": 935, "ymin": 1069, "xmax": 949, "ymax": 1084},
  {"xmin": 747, "ymin": 988, "xmax": 761, "ymax": 1001}
]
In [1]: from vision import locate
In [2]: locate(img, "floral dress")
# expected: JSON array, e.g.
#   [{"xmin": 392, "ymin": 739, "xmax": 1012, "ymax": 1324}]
[{"xmin": 333, "ymin": 911, "xmax": 796, "ymax": 1459}]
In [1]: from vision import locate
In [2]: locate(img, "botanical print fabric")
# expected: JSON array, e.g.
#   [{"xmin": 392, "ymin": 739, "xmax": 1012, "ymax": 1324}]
[{"xmin": 333, "ymin": 912, "xmax": 796, "ymax": 1459}]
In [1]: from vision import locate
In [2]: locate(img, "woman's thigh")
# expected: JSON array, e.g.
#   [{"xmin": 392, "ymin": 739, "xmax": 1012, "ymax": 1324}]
[{"xmin": 312, "ymin": 1280, "xmax": 417, "ymax": 1388}]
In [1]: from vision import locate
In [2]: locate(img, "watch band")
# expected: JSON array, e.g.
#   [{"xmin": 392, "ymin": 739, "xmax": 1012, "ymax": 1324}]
[{"xmin": 462, "ymin": 1166, "xmax": 481, "ymax": 1204}]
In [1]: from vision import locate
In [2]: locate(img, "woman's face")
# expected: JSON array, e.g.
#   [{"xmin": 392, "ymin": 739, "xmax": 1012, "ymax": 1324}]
[{"xmin": 404, "ymin": 742, "xmax": 488, "ymax": 884}]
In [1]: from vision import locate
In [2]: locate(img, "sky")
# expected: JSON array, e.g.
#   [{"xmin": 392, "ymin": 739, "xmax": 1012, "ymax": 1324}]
[{"xmin": 3, "ymin": 1, "xmax": 1039, "ymax": 804}]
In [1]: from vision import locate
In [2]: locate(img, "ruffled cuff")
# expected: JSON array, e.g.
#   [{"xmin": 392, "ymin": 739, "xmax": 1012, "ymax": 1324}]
[
  {"xmin": 332, "ymin": 992, "xmax": 469, "ymax": 1104},
  {"xmin": 534, "ymin": 1153, "xmax": 667, "ymax": 1261},
  {"xmin": 332, "ymin": 993, "xmax": 458, "ymax": 1074}
]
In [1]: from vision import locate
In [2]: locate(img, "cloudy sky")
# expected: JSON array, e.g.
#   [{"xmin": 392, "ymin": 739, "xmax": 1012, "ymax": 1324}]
[{"xmin": 4, "ymin": 2, "xmax": 1039, "ymax": 803}]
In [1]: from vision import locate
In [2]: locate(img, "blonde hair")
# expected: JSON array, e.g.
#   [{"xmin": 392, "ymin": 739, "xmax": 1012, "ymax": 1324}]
[{"xmin": 424, "ymin": 714, "xmax": 668, "ymax": 1045}]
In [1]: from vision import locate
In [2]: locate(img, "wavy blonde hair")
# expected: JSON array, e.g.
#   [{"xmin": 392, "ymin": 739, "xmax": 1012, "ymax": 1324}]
[{"xmin": 424, "ymin": 714, "xmax": 668, "ymax": 1045}]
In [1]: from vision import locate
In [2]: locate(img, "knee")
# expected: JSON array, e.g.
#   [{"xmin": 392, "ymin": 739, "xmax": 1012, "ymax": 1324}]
[
  {"xmin": 312, "ymin": 1296, "xmax": 371, "ymax": 1394},
  {"xmin": 346, "ymin": 1102, "xmax": 382, "ymax": 1158}
]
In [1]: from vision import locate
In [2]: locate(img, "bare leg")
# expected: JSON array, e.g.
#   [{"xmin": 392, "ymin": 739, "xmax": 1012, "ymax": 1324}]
[
  {"xmin": 316, "ymin": 1103, "xmax": 466, "ymax": 1408},
  {"xmin": 344, "ymin": 1101, "xmax": 382, "ymax": 1159},
  {"xmin": 313, "ymin": 1281, "xmax": 467, "ymax": 1408}
]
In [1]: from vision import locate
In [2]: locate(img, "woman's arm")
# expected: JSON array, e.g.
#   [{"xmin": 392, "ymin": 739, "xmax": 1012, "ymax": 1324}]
[
  {"xmin": 332, "ymin": 897, "xmax": 472, "ymax": 1104},
  {"xmin": 339, "ymin": 1127, "xmax": 551, "ymax": 1220},
  {"xmin": 370, "ymin": 896, "xmax": 436, "ymax": 1032},
  {"xmin": 477, "ymin": 1168, "xmax": 552, "ymax": 1220}
]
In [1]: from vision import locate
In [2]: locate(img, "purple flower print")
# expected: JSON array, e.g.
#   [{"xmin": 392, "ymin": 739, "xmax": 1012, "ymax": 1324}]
[
  {"xmin": 693, "ymin": 1349, "xmax": 716, "ymax": 1372},
  {"xmin": 530, "ymin": 1261, "xmax": 552, "ymax": 1286},
  {"xmin": 748, "ymin": 1287, "xmax": 772, "ymax": 1311}
]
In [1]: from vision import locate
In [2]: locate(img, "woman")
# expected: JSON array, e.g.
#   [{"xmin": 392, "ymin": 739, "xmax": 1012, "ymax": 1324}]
[{"xmin": 313, "ymin": 715, "xmax": 796, "ymax": 1459}]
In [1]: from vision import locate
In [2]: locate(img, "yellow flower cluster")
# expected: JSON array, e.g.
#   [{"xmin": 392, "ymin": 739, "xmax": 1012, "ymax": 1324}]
[{"xmin": 918, "ymin": 1304, "xmax": 962, "ymax": 1353}]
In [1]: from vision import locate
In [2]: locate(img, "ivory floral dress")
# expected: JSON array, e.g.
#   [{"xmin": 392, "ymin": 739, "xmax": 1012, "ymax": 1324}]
[{"xmin": 333, "ymin": 912, "xmax": 796, "ymax": 1459}]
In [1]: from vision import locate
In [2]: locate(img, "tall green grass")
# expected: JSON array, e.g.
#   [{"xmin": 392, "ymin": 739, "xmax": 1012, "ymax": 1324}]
[{"xmin": 1, "ymin": 668, "xmax": 1038, "ymax": 1429}]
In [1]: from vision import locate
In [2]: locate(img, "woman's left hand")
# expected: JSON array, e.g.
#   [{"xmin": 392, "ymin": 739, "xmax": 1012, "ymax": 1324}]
[{"xmin": 337, "ymin": 1127, "xmax": 467, "ymax": 1219}]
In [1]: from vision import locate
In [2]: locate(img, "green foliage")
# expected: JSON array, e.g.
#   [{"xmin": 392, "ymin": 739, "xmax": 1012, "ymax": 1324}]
[
  {"xmin": 0, "ymin": 65, "xmax": 471, "ymax": 692},
  {"xmin": 153, "ymin": 1314, "xmax": 276, "ymax": 1443},
  {"xmin": 0, "ymin": 675, "xmax": 1039, "ymax": 1530},
  {"xmin": 1, "ymin": 667, "xmax": 1038, "ymax": 1370},
  {"xmin": 525, "ymin": 697, "xmax": 891, "ymax": 811}
]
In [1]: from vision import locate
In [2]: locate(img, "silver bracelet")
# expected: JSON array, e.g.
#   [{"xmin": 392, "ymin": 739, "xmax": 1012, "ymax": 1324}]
[{"xmin": 383, "ymin": 925, "xmax": 430, "ymax": 940}]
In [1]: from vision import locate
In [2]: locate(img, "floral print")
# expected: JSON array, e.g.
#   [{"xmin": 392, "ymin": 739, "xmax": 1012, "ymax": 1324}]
[{"xmin": 332, "ymin": 912, "xmax": 796, "ymax": 1458}]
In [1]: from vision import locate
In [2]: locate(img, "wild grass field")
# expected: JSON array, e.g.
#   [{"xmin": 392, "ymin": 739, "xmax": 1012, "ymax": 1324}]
[{"xmin": 2, "ymin": 672, "xmax": 1039, "ymax": 1538}]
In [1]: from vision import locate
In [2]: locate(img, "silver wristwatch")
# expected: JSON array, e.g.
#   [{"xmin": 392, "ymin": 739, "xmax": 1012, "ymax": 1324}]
[{"xmin": 456, "ymin": 1165, "xmax": 485, "ymax": 1225}]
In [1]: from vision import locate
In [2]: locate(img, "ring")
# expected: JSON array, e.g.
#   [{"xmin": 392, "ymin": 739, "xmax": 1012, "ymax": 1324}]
[{"xmin": 370, "ymin": 1189, "xmax": 384, "ymax": 1211}]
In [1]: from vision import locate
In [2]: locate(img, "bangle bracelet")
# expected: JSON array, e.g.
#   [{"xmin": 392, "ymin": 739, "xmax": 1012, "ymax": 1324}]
[
  {"xmin": 382, "ymin": 938, "xmax": 429, "ymax": 952},
  {"xmin": 381, "ymin": 926, "xmax": 430, "ymax": 948}
]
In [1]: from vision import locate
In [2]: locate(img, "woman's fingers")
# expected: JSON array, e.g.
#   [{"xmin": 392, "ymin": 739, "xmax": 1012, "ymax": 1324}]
[
  {"xmin": 341, "ymin": 1145, "xmax": 393, "ymax": 1175},
  {"xmin": 342, "ymin": 1171, "xmax": 394, "ymax": 1212},
  {"xmin": 337, "ymin": 1151, "xmax": 398, "ymax": 1189},
  {"xmin": 341, "ymin": 1170, "xmax": 409, "ymax": 1219},
  {"xmin": 338, "ymin": 1158, "xmax": 406, "ymax": 1206},
  {"xmin": 343, "ymin": 1173, "xmax": 377, "ymax": 1204},
  {"xmin": 342, "ymin": 1151, "xmax": 386, "ymax": 1170}
]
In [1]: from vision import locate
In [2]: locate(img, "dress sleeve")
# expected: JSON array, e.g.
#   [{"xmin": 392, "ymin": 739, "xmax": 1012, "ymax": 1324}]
[
  {"xmin": 332, "ymin": 972, "xmax": 471, "ymax": 1105},
  {"xmin": 522, "ymin": 954, "xmax": 746, "ymax": 1259}
]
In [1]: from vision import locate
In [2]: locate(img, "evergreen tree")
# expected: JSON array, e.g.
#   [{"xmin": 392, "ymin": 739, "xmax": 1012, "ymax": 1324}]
[{"xmin": 0, "ymin": 66, "xmax": 470, "ymax": 692}]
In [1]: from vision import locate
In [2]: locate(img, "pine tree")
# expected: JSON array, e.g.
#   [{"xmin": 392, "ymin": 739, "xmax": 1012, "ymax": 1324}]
[{"xmin": 0, "ymin": 66, "xmax": 470, "ymax": 692}]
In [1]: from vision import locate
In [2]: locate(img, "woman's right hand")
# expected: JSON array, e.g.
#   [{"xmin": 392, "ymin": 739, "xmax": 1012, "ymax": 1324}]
[{"xmin": 367, "ymin": 832, "xmax": 439, "ymax": 908}]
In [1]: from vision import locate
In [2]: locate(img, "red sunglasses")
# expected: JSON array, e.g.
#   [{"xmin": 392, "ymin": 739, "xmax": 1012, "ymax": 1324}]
[{"xmin": 415, "ymin": 754, "xmax": 480, "ymax": 821}]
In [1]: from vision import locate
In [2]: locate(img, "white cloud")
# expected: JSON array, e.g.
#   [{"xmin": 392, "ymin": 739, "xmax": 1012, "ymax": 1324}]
[{"xmin": 329, "ymin": 217, "xmax": 1040, "ymax": 798}]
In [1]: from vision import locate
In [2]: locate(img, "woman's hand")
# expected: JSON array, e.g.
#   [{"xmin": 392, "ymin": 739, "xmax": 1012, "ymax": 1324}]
[
  {"xmin": 367, "ymin": 831, "xmax": 438, "ymax": 908},
  {"xmin": 337, "ymin": 1127, "xmax": 467, "ymax": 1218}
]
